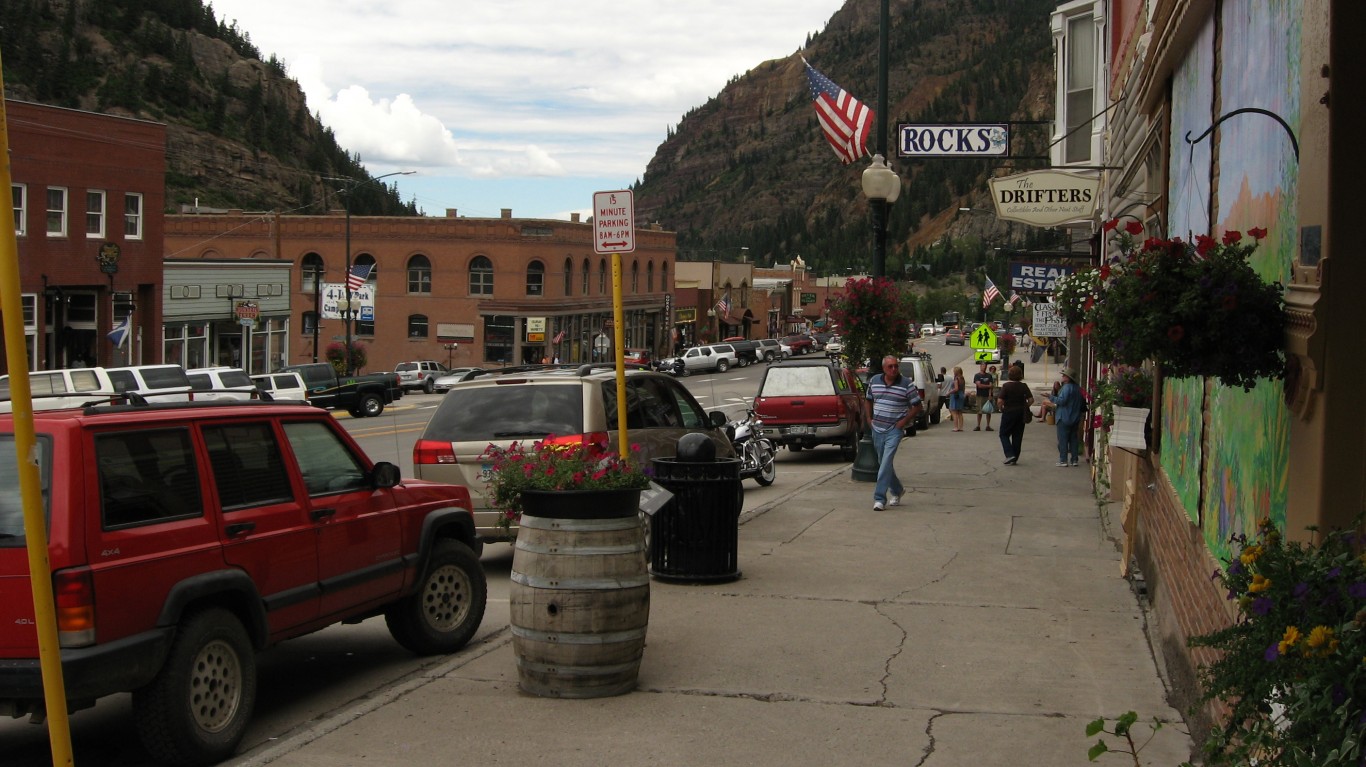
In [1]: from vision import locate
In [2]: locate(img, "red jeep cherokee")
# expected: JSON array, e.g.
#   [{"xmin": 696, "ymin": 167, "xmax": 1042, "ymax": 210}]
[{"xmin": 0, "ymin": 399, "xmax": 486, "ymax": 766}]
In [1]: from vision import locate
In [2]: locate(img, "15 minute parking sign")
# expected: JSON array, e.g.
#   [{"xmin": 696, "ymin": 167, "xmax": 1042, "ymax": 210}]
[{"xmin": 593, "ymin": 190, "xmax": 635, "ymax": 254}]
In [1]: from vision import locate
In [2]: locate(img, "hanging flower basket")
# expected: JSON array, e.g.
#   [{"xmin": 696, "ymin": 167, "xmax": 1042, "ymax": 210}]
[{"xmin": 1053, "ymin": 222, "xmax": 1286, "ymax": 390}]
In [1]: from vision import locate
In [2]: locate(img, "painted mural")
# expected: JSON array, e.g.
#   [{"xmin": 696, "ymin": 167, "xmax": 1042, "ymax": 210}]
[
  {"xmin": 1201, "ymin": 0, "xmax": 1299, "ymax": 559},
  {"xmin": 1160, "ymin": 16, "xmax": 1213, "ymax": 523}
]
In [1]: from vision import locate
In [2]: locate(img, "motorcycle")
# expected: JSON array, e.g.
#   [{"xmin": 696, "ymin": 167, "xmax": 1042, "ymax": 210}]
[{"xmin": 727, "ymin": 409, "xmax": 776, "ymax": 486}]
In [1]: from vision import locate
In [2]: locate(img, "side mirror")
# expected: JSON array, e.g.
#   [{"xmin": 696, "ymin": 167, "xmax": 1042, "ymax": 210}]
[
  {"xmin": 708, "ymin": 410, "xmax": 728, "ymax": 428},
  {"xmin": 372, "ymin": 461, "xmax": 401, "ymax": 488}
]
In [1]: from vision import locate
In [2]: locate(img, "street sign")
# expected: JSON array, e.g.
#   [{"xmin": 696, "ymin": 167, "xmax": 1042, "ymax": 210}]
[
  {"xmin": 1033, "ymin": 303, "xmax": 1069, "ymax": 338},
  {"xmin": 969, "ymin": 324, "xmax": 997, "ymax": 350},
  {"xmin": 593, "ymin": 190, "xmax": 635, "ymax": 254},
  {"xmin": 897, "ymin": 124, "xmax": 1008, "ymax": 157},
  {"xmin": 974, "ymin": 350, "xmax": 995, "ymax": 363}
]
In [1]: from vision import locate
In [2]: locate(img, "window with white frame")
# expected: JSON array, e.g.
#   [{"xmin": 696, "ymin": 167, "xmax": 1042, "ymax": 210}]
[
  {"xmin": 46, "ymin": 187, "xmax": 67, "ymax": 236},
  {"xmin": 1053, "ymin": 1, "xmax": 1100, "ymax": 166},
  {"xmin": 86, "ymin": 190, "xmax": 106, "ymax": 237},
  {"xmin": 12, "ymin": 184, "xmax": 25, "ymax": 237},
  {"xmin": 124, "ymin": 193, "xmax": 143, "ymax": 240}
]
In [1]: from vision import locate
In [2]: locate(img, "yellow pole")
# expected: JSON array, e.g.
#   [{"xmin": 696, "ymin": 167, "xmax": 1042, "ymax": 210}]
[
  {"xmin": 611, "ymin": 253, "xmax": 628, "ymax": 458},
  {"xmin": 0, "ymin": 65, "xmax": 76, "ymax": 765}
]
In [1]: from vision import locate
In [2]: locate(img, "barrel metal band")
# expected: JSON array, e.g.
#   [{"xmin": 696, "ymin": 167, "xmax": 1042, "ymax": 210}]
[
  {"xmin": 511, "ymin": 624, "xmax": 647, "ymax": 645},
  {"xmin": 515, "ymin": 541, "xmax": 644, "ymax": 556},
  {"xmin": 510, "ymin": 572, "xmax": 650, "ymax": 589},
  {"xmin": 520, "ymin": 514, "xmax": 642, "ymax": 532}
]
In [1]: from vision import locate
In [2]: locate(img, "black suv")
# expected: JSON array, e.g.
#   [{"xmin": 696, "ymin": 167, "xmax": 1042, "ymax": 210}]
[{"xmin": 0, "ymin": 399, "xmax": 486, "ymax": 765}]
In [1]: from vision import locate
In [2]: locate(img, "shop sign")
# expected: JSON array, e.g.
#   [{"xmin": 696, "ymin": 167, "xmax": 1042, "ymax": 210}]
[
  {"xmin": 1008, "ymin": 261, "xmax": 1074, "ymax": 293},
  {"xmin": 801, "ymin": 292, "xmax": 817, "ymax": 305},
  {"xmin": 988, "ymin": 169, "xmax": 1100, "ymax": 226},
  {"xmin": 898, "ymin": 123, "xmax": 1008, "ymax": 157},
  {"xmin": 676, "ymin": 307, "xmax": 696, "ymax": 323}
]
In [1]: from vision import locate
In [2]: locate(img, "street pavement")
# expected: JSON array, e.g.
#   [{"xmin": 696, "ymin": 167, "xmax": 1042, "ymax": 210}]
[{"xmin": 225, "ymin": 362, "xmax": 1195, "ymax": 767}]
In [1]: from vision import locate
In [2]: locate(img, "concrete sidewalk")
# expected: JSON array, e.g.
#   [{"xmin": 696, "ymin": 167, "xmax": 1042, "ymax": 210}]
[{"xmin": 228, "ymin": 363, "xmax": 1195, "ymax": 767}]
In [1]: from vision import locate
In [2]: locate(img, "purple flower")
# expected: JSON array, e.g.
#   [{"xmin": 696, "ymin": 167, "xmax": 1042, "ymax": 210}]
[
  {"xmin": 1227, "ymin": 561, "xmax": 1245, "ymax": 576},
  {"xmin": 1328, "ymin": 567, "xmax": 1343, "ymax": 580},
  {"xmin": 1252, "ymin": 597, "xmax": 1274, "ymax": 616},
  {"xmin": 1350, "ymin": 582, "xmax": 1366, "ymax": 599},
  {"xmin": 1264, "ymin": 643, "xmax": 1280, "ymax": 661},
  {"xmin": 1293, "ymin": 582, "xmax": 1311, "ymax": 600}
]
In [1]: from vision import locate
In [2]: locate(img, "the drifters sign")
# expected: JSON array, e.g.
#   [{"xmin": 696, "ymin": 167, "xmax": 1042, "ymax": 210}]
[{"xmin": 989, "ymin": 169, "xmax": 1100, "ymax": 226}]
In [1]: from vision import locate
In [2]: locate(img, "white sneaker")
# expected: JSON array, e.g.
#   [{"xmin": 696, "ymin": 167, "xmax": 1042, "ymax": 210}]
[
  {"xmin": 1070, "ymin": 459, "xmax": 1080, "ymax": 467},
  {"xmin": 1056, "ymin": 461, "xmax": 1069, "ymax": 467},
  {"xmin": 888, "ymin": 494, "xmax": 901, "ymax": 507},
  {"xmin": 873, "ymin": 501, "xmax": 885, "ymax": 511}
]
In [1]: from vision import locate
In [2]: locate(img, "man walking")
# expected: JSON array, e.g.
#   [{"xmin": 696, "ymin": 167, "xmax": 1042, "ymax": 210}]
[
  {"xmin": 864, "ymin": 355, "xmax": 922, "ymax": 510},
  {"xmin": 973, "ymin": 362, "xmax": 995, "ymax": 431}
]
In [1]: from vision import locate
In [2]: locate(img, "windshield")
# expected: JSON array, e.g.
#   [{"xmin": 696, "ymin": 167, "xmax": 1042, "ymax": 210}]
[{"xmin": 0, "ymin": 435, "xmax": 52, "ymax": 545}]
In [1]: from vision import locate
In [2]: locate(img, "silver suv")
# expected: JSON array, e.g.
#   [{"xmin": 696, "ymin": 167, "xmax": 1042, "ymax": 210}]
[
  {"xmin": 396, "ymin": 360, "xmax": 451, "ymax": 394},
  {"xmin": 668, "ymin": 343, "xmax": 740, "ymax": 375},
  {"xmin": 412, "ymin": 365, "xmax": 735, "ymax": 544},
  {"xmin": 899, "ymin": 352, "xmax": 942, "ymax": 429}
]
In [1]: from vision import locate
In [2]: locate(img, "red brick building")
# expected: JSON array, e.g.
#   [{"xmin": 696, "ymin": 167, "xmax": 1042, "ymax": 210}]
[
  {"xmin": 3, "ymin": 100, "xmax": 166, "ymax": 372},
  {"xmin": 163, "ymin": 209, "xmax": 675, "ymax": 371}
]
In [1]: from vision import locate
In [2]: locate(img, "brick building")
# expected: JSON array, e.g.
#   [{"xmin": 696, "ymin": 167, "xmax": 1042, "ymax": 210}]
[
  {"xmin": 163, "ymin": 209, "xmax": 675, "ymax": 371},
  {"xmin": 3, "ymin": 100, "xmax": 166, "ymax": 372}
]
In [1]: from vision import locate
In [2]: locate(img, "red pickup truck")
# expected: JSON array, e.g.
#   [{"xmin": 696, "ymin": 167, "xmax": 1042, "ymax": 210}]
[
  {"xmin": 754, "ymin": 359, "xmax": 867, "ymax": 460},
  {"xmin": 781, "ymin": 334, "xmax": 816, "ymax": 355}
]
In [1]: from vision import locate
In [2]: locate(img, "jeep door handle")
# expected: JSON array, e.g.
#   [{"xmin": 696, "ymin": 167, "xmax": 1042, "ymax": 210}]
[
  {"xmin": 225, "ymin": 522, "xmax": 256, "ymax": 537},
  {"xmin": 310, "ymin": 508, "xmax": 336, "ymax": 522}
]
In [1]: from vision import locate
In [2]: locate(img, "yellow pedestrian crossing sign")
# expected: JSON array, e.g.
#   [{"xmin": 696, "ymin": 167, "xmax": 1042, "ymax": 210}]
[
  {"xmin": 974, "ymin": 350, "xmax": 995, "ymax": 363},
  {"xmin": 970, "ymin": 325, "xmax": 997, "ymax": 350}
]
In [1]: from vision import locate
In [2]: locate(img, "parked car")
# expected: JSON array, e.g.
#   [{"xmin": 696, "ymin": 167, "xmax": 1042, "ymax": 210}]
[
  {"xmin": 106, "ymin": 364, "xmax": 194, "ymax": 402},
  {"xmin": 753, "ymin": 359, "xmax": 868, "ymax": 459},
  {"xmin": 0, "ymin": 366, "xmax": 116, "ymax": 413},
  {"xmin": 899, "ymin": 352, "xmax": 942, "ymax": 429},
  {"xmin": 623, "ymin": 348, "xmax": 652, "ymax": 367},
  {"xmin": 754, "ymin": 338, "xmax": 785, "ymax": 362},
  {"xmin": 825, "ymin": 335, "xmax": 844, "ymax": 354},
  {"xmin": 945, "ymin": 329, "xmax": 966, "ymax": 346},
  {"xmin": 432, "ymin": 367, "xmax": 491, "ymax": 393},
  {"xmin": 660, "ymin": 343, "xmax": 740, "ymax": 375},
  {"xmin": 0, "ymin": 399, "xmax": 486, "ymax": 766},
  {"xmin": 781, "ymin": 334, "xmax": 815, "ymax": 355},
  {"xmin": 412, "ymin": 366, "xmax": 735, "ymax": 544},
  {"xmin": 251, "ymin": 371, "xmax": 310, "ymax": 402},
  {"xmin": 395, "ymin": 360, "xmax": 452, "ymax": 393},
  {"xmin": 280, "ymin": 362, "xmax": 403, "ymax": 417},
  {"xmin": 186, "ymin": 366, "xmax": 258, "ymax": 401}
]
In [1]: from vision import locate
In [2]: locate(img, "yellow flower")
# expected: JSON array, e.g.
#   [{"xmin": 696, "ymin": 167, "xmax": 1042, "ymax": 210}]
[
  {"xmin": 1240, "ymin": 545, "xmax": 1263, "ymax": 566},
  {"xmin": 1278, "ymin": 625, "xmax": 1301, "ymax": 655},
  {"xmin": 1306, "ymin": 626, "xmax": 1338, "ymax": 657},
  {"xmin": 1248, "ymin": 573, "xmax": 1272, "ymax": 593}
]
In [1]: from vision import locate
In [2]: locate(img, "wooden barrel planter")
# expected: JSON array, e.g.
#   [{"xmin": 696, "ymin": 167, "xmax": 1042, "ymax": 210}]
[{"xmin": 509, "ymin": 488, "xmax": 649, "ymax": 698}]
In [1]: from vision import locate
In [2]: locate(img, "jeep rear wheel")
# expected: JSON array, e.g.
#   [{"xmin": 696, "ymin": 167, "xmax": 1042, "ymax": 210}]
[
  {"xmin": 386, "ymin": 540, "xmax": 488, "ymax": 655},
  {"xmin": 134, "ymin": 607, "xmax": 256, "ymax": 767},
  {"xmin": 359, "ymin": 393, "xmax": 384, "ymax": 417},
  {"xmin": 423, "ymin": 377, "xmax": 435, "ymax": 394}
]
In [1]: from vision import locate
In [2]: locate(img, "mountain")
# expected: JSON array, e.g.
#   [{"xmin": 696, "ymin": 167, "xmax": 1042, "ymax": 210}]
[
  {"xmin": 0, "ymin": 0, "xmax": 413, "ymax": 216},
  {"xmin": 634, "ymin": 0, "xmax": 1062, "ymax": 277}
]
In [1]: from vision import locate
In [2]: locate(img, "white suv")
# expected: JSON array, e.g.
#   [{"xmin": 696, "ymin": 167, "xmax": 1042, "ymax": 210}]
[
  {"xmin": 899, "ymin": 353, "xmax": 942, "ymax": 430},
  {"xmin": 396, "ymin": 360, "xmax": 451, "ymax": 394},
  {"xmin": 186, "ymin": 367, "xmax": 257, "ymax": 401},
  {"xmin": 675, "ymin": 343, "xmax": 740, "ymax": 374}
]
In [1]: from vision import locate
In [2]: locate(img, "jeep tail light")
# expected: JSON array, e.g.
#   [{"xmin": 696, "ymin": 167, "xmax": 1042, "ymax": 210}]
[
  {"xmin": 413, "ymin": 439, "xmax": 458, "ymax": 465},
  {"xmin": 542, "ymin": 432, "xmax": 610, "ymax": 450},
  {"xmin": 53, "ymin": 568, "xmax": 96, "ymax": 647}
]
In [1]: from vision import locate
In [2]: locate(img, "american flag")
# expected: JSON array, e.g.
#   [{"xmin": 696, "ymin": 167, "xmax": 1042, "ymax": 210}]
[
  {"xmin": 982, "ymin": 277, "xmax": 1001, "ymax": 308},
  {"xmin": 715, "ymin": 291, "xmax": 731, "ymax": 318},
  {"xmin": 346, "ymin": 263, "xmax": 373, "ymax": 291},
  {"xmin": 804, "ymin": 59, "xmax": 872, "ymax": 165}
]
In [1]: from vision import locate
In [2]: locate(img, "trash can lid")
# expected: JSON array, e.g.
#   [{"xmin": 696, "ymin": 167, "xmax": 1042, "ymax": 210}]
[{"xmin": 675, "ymin": 432, "xmax": 717, "ymax": 462}]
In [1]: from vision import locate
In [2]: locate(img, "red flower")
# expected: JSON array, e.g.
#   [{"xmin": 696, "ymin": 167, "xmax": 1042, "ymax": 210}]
[
  {"xmin": 1103, "ymin": 219, "xmax": 1119, "ymax": 232},
  {"xmin": 1223, "ymin": 230, "xmax": 1243, "ymax": 246},
  {"xmin": 1195, "ymin": 234, "xmax": 1217, "ymax": 256},
  {"xmin": 1099, "ymin": 265, "xmax": 1111, "ymax": 280},
  {"xmin": 1248, "ymin": 226, "xmax": 1268, "ymax": 240},
  {"xmin": 1143, "ymin": 237, "xmax": 1166, "ymax": 252},
  {"xmin": 1080, "ymin": 322, "xmax": 1094, "ymax": 336},
  {"xmin": 1124, "ymin": 220, "xmax": 1145, "ymax": 236},
  {"xmin": 1167, "ymin": 325, "xmax": 1185, "ymax": 342}
]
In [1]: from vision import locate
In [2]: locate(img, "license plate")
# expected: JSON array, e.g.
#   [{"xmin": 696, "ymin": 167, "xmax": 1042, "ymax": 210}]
[{"xmin": 788, "ymin": 426, "xmax": 813, "ymax": 435}]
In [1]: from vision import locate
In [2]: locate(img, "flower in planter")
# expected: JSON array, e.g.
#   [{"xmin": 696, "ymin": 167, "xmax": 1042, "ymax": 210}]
[
  {"xmin": 1190, "ymin": 518, "xmax": 1366, "ymax": 765},
  {"xmin": 829, "ymin": 277, "xmax": 916, "ymax": 366},
  {"xmin": 480, "ymin": 437, "xmax": 652, "ymax": 529},
  {"xmin": 1089, "ymin": 365, "xmax": 1153, "ymax": 428},
  {"xmin": 1068, "ymin": 222, "xmax": 1286, "ymax": 390}
]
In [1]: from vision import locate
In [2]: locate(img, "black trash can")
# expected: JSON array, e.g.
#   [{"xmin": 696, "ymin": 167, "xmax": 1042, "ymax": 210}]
[{"xmin": 649, "ymin": 444, "xmax": 743, "ymax": 583}]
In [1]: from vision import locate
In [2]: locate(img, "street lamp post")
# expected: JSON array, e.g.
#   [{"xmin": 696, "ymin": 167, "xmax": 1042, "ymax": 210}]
[
  {"xmin": 326, "ymin": 170, "xmax": 414, "ymax": 374},
  {"xmin": 861, "ymin": 0, "xmax": 898, "ymax": 279}
]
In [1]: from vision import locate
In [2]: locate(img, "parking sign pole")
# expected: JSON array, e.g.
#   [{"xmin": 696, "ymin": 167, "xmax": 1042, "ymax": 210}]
[{"xmin": 594, "ymin": 191, "xmax": 636, "ymax": 459}]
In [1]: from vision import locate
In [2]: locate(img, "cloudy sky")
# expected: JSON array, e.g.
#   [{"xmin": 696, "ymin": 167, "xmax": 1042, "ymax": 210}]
[{"xmin": 212, "ymin": 1, "xmax": 844, "ymax": 220}]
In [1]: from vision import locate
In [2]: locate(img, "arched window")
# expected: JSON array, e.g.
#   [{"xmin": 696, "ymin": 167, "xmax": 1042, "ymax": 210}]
[
  {"xmin": 301, "ymin": 252, "xmax": 324, "ymax": 293},
  {"xmin": 582, "ymin": 258, "xmax": 591, "ymax": 295},
  {"xmin": 352, "ymin": 253, "xmax": 377, "ymax": 283},
  {"xmin": 564, "ymin": 257, "xmax": 574, "ymax": 296},
  {"xmin": 469, "ymin": 256, "xmax": 493, "ymax": 295},
  {"xmin": 661, "ymin": 263, "xmax": 669, "ymax": 294},
  {"xmin": 599, "ymin": 258, "xmax": 608, "ymax": 294},
  {"xmin": 647, "ymin": 262, "xmax": 655, "ymax": 293},
  {"xmin": 407, "ymin": 254, "xmax": 432, "ymax": 294},
  {"xmin": 631, "ymin": 261, "xmax": 639, "ymax": 293},
  {"xmin": 408, "ymin": 314, "xmax": 429, "ymax": 338},
  {"xmin": 526, "ymin": 260, "xmax": 545, "ymax": 296}
]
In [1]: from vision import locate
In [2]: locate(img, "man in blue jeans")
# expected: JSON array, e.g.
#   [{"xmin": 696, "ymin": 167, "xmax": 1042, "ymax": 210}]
[{"xmin": 864, "ymin": 355, "xmax": 922, "ymax": 510}]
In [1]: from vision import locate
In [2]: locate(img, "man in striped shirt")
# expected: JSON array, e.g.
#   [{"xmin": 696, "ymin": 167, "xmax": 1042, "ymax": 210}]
[{"xmin": 864, "ymin": 355, "xmax": 922, "ymax": 510}]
